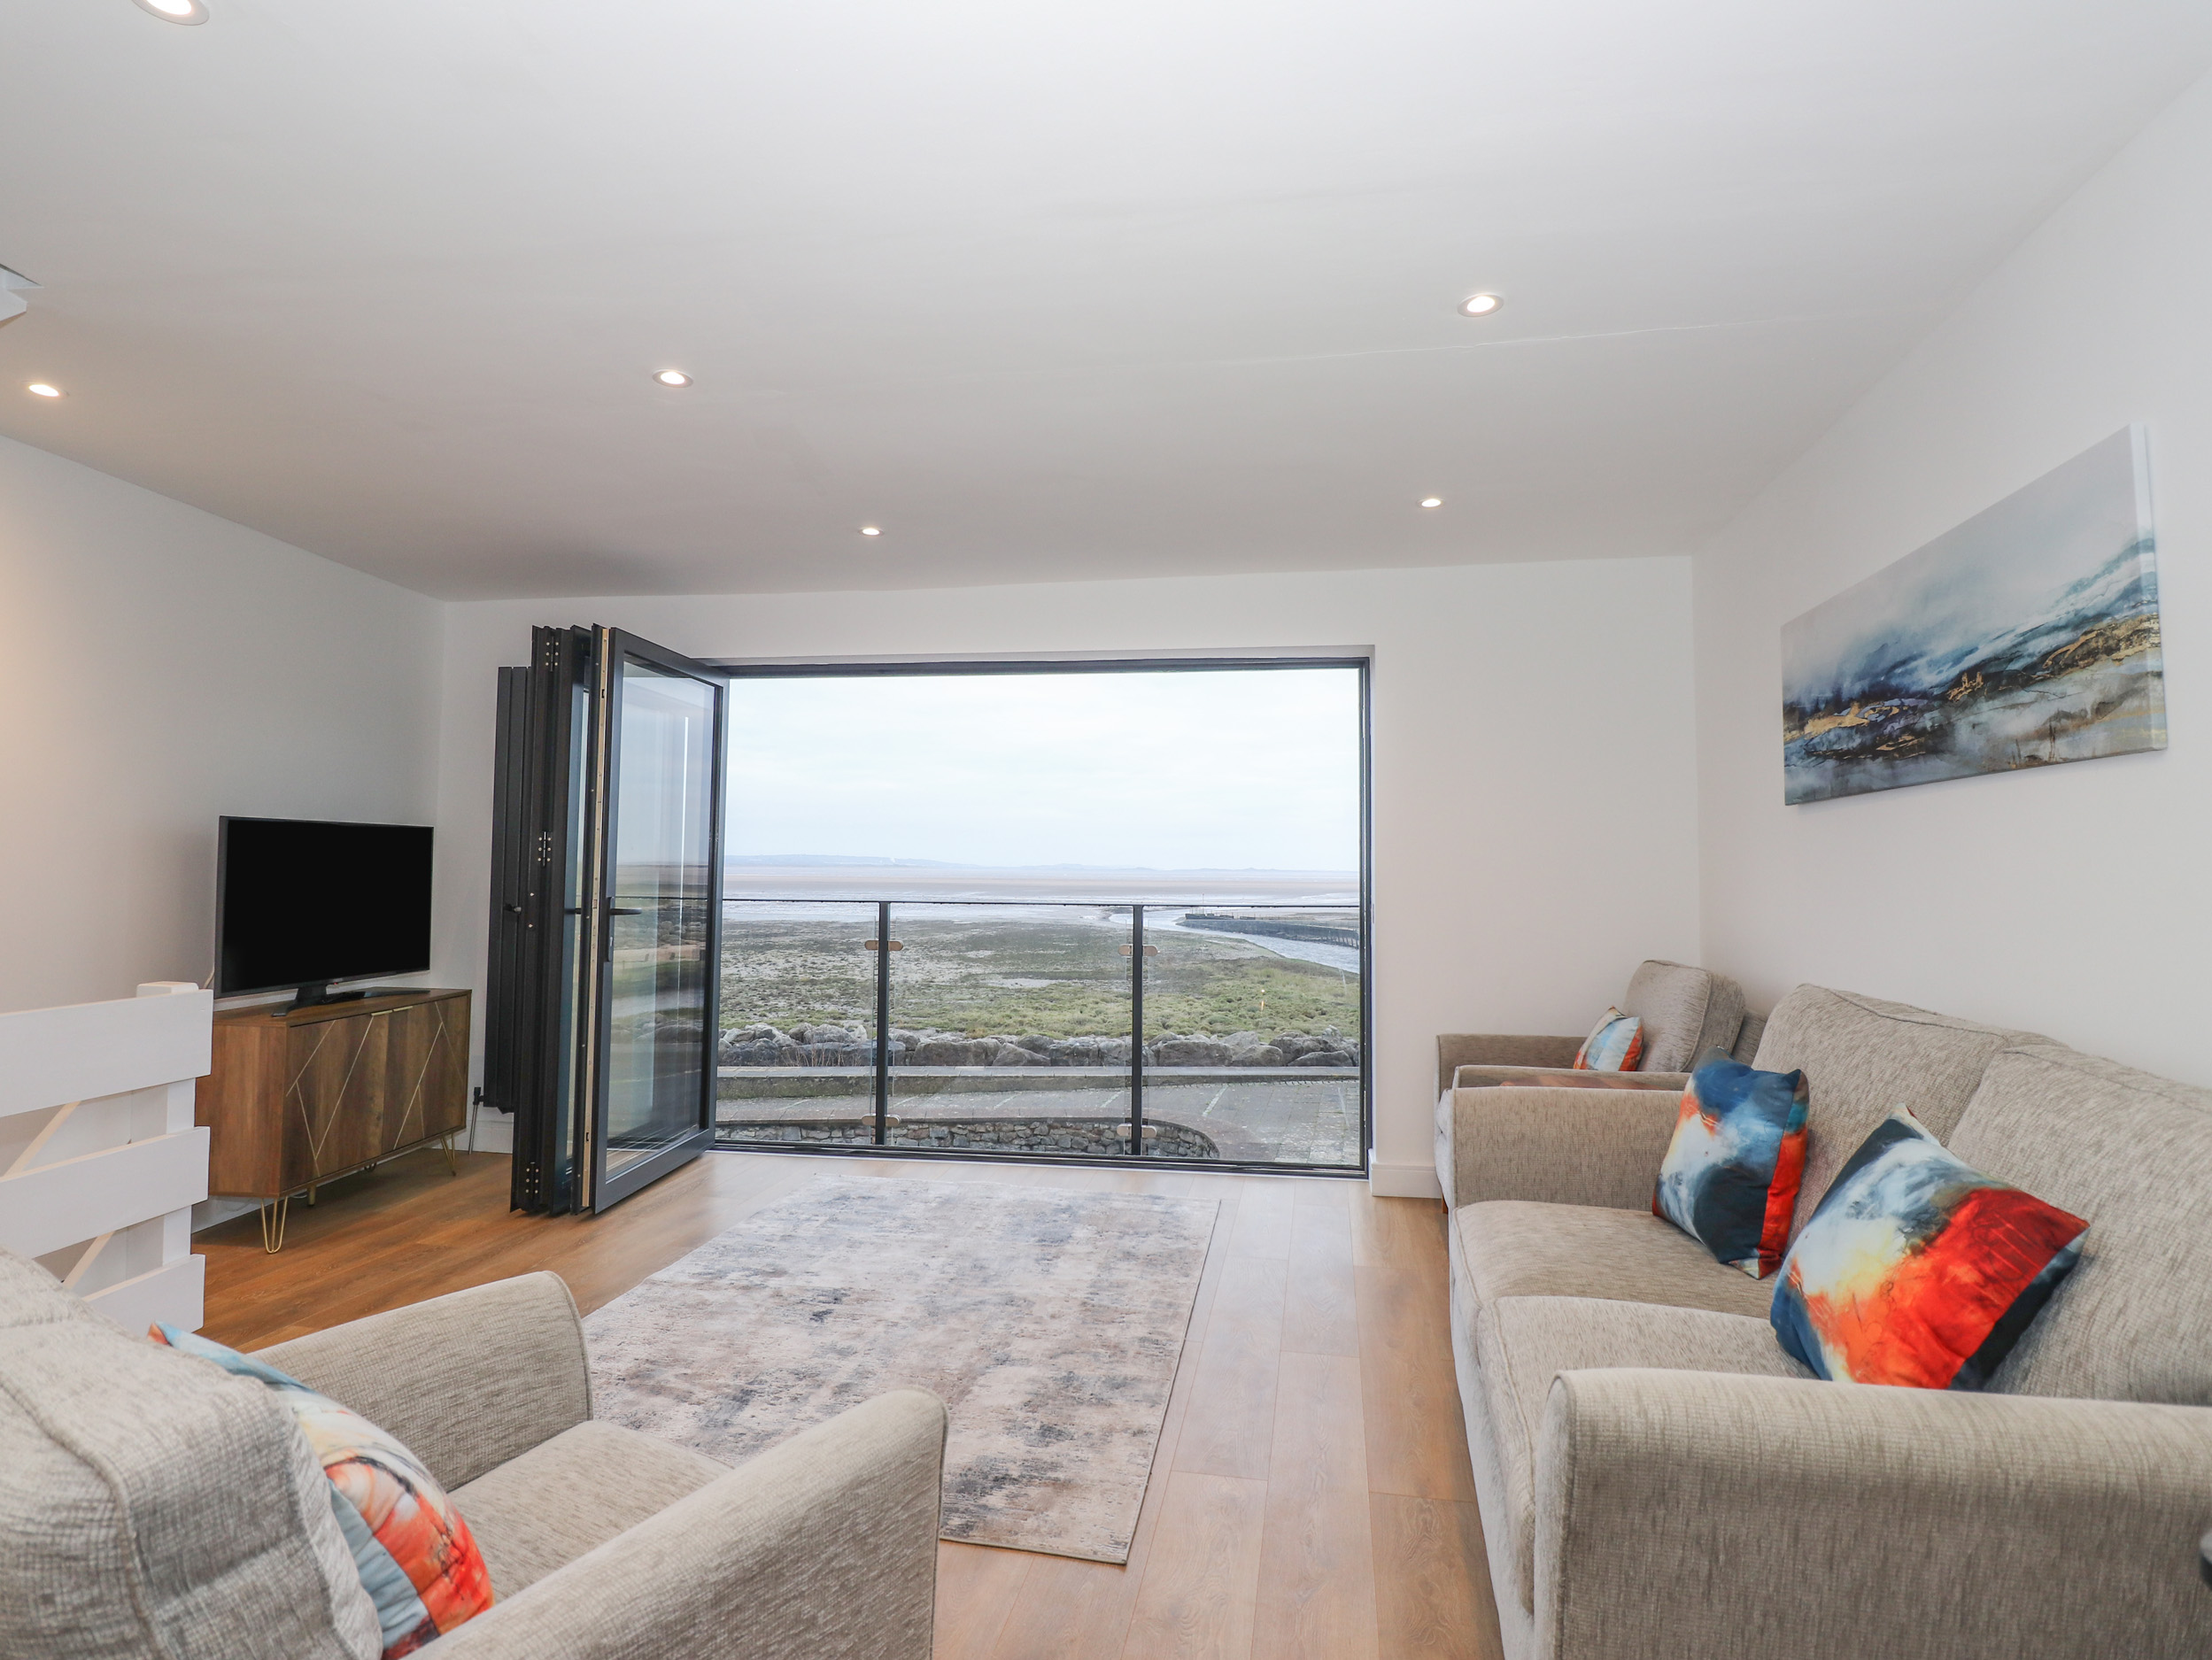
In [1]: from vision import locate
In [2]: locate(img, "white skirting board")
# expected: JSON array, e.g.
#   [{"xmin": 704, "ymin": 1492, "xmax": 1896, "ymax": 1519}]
[
  {"xmin": 468, "ymin": 1099, "xmax": 514, "ymax": 1155},
  {"xmin": 1367, "ymin": 1157, "xmax": 1442, "ymax": 1200},
  {"xmin": 0, "ymin": 983, "xmax": 213, "ymax": 1332}
]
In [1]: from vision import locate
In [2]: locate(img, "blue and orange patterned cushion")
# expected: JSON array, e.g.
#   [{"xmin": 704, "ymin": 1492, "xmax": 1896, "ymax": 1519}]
[
  {"xmin": 1652, "ymin": 1057, "xmax": 1809, "ymax": 1278},
  {"xmin": 151, "ymin": 1324, "xmax": 494, "ymax": 1656},
  {"xmin": 1769, "ymin": 1108, "xmax": 2089, "ymax": 1390},
  {"xmin": 1572, "ymin": 1008, "xmax": 1644, "ymax": 1071}
]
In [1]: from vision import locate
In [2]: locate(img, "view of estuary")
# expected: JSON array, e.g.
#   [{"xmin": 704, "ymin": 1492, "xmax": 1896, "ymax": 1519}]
[{"xmin": 707, "ymin": 666, "xmax": 1366, "ymax": 1168}]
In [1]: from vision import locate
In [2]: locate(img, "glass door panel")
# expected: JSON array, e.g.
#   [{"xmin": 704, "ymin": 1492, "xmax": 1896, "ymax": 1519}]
[
  {"xmin": 591, "ymin": 641, "xmax": 725, "ymax": 1208},
  {"xmin": 886, "ymin": 903, "xmax": 1133, "ymax": 1156},
  {"xmin": 1141, "ymin": 906, "xmax": 1365, "ymax": 1168},
  {"xmin": 715, "ymin": 900, "xmax": 879, "ymax": 1148}
]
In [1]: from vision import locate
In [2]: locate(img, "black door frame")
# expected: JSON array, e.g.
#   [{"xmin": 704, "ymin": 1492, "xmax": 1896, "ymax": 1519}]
[{"xmin": 488, "ymin": 626, "xmax": 597, "ymax": 1215}]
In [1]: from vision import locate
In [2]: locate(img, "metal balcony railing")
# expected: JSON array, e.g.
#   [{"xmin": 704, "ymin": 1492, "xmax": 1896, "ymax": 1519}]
[{"xmin": 714, "ymin": 898, "xmax": 1366, "ymax": 1171}]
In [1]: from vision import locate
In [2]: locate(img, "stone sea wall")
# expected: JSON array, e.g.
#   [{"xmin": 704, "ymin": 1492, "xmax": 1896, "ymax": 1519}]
[
  {"xmin": 715, "ymin": 1115, "xmax": 1218, "ymax": 1157},
  {"xmin": 718, "ymin": 1022, "xmax": 1359, "ymax": 1069}
]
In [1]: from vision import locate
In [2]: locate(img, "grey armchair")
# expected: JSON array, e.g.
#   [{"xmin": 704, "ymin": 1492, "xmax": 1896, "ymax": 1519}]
[
  {"xmin": 1435, "ymin": 960, "xmax": 1757, "ymax": 1209},
  {"xmin": 0, "ymin": 1252, "xmax": 947, "ymax": 1660}
]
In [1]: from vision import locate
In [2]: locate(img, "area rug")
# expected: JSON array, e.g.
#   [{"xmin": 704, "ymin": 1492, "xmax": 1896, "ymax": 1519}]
[{"xmin": 583, "ymin": 1174, "xmax": 1219, "ymax": 1563}]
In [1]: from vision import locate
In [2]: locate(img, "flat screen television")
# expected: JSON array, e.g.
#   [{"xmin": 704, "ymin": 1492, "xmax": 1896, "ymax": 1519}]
[{"xmin": 217, "ymin": 816, "xmax": 435, "ymax": 1005}]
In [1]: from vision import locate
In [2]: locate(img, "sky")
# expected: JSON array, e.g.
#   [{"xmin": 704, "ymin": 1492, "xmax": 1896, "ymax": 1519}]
[{"xmin": 723, "ymin": 667, "xmax": 1361, "ymax": 871}]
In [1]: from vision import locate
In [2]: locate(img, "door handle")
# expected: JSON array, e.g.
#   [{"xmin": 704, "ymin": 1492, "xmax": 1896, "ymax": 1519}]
[{"xmin": 608, "ymin": 907, "xmax": 645, "ymax": 916}]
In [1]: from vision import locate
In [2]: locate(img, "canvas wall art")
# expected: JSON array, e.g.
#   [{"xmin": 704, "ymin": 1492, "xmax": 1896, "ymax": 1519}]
[{"xmin": 1781, "ymin": 425, "xmax": 2163, "ymax": 806}]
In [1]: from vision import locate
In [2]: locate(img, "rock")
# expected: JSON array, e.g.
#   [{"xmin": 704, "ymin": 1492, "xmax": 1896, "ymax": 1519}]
[
  {"xmin": 1231, "ymin": 1045, "xmax": 1286, "ymax": 1067},
  {"xmin": 1291, "ymin": 1049, "xmax": 1356, "ymax": 1068},
  {"xmin": 719, "ymin": 1027, "xmax": 799, "ymax": 1065},
  {"xmin": 1151, "ymin": 1038, "xmax": 1231, "ymax": 1067},
  {"xmin": 913, "ymin": 1038, "xmax": 994, "ymax": 1066},
  {"xmin": 1064, "ymin": 1036, "xmax": 1131, "ymax": 1065}
]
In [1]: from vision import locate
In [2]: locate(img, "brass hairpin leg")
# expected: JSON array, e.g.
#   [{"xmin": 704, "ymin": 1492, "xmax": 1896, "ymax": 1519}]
[
  {"xmin": 440, "ymin": 1131, "xmax": 459, "ymax": 1175},
  {"xmin": 259, "ymin": 1195, "xmax": 290, "ymax": 1255}
]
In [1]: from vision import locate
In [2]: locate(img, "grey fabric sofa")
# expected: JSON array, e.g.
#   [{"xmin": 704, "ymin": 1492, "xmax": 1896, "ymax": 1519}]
[
  {"xmin": 0, "ymin": 1257, "xmax": 947, "ymax": 1660},
  {"xmin": 1435, "ymin": 960, "xmax": 1759, "ymax": 1208},
  {"xmin": 1443, "ymin": 983, "xmax": 2212, "ymax": 1659}
]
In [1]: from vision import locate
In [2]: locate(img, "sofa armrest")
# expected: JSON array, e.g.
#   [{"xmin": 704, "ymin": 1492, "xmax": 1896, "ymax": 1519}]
[
  {"xmin": 255, "ymin": 1272, "xmax": 591, "ymax": 1489},
  {"xmin": 1436, "ymin": 1033, "xmax": 1583, "ymax": 1095},
  {"xmin": 429, "ymin": 1388, "xmax": 948, "ymax": 1660},
  {"xmin": 1439, "ymin": 1085, "xmax": 1680, "ymax": 1208},
  {"xmin": 1534, "ymin": 1369, "xmax": 2212, "ymax": 1660},
  {"xmin": 1450, "ymin": 1065, "xmax": 1690, "ymax": 1093}
]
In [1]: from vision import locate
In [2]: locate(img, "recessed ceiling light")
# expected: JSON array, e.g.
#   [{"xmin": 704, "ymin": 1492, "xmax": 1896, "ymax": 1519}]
[
  {"xmin": 859, "ymin": 526, "xmax": 882, "ymax": 537},
  {"xmin": 654, "ymin": 369, "xmax": 692, "ymax": 387},
  {"xmin": 1458, "ymin": 292, "xmax": 1503, "ymax": 317},
  {"xmin": 25, "ymin": 382, "xmax": 61, "ymax": 398},
  {"xmin": 1419, "ymin": 497, "xmax": 1442, "ymax": 509},
  {"xmin": 132, "ymin": 0, "xmax": 209, "ymax": 23}
]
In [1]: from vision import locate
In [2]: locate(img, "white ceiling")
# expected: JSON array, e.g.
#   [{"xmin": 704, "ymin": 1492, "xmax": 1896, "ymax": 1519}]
[{"xmin": 4, "ymin": 2, "xmax": 2208, "ymax": 600}]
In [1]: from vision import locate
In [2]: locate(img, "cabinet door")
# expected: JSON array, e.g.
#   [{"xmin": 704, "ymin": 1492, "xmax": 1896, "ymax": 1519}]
[
  {"xmin": 385, "ymin": 997, "xmax": 468, "ymax": 1147},
  {"xmin": 286, "ymin": 1012, "xmax": 391, "ymax": 1182}
]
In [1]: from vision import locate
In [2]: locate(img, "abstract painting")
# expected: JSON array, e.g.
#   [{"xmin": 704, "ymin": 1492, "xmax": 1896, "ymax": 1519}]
[{"xmin": 1782, "ymin": 426, "xmax": 2163, "ymax": 804}]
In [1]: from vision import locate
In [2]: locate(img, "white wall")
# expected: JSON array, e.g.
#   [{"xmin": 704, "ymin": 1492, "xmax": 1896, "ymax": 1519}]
[
  {"xmin": 1693, "ymin": 73, "xmax": 2212, "ymax": 1085},
  {"xmin": 434, "ymin": 559, "xmax": 1702, "ymax": 1193},
  {"xmin": 0, "ymin": 433, "xmax": 445, "ymax": 1015}
]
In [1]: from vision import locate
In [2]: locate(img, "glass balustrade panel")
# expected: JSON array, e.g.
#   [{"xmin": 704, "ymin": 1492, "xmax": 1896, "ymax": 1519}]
[
  {"xmin": 714, "ymin": 900, "xmax": 879, "ymax": 1149},
  {"xmin": 886, "ymin": 903, "xmax": 1134, "ymax": 1157},
  {"xmin": 1140, "ymin": 906, "xmax": 1364, "ymax": 1168}
]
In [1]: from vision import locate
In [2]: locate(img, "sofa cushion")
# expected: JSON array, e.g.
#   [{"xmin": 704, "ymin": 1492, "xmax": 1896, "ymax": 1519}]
[
  {"xmin": 1947, "ymin": 1045, "xmax": 2212, "ymax": 1405},
  {"xmin": 257, "ymin": 1271, "xmax": 592, "ymax": 1493},
  {"xmin": 0, "ymin": 1248, "xmax": 382, "ymax": 1660},
  {"xmin": 1620, "ymin": 960, "xmax": 1746, "ymax": 1073},
  {"xmin": 452, "ymin": 1420, "xmax": 728, "ymax": 1596},
  {"xmin": 1653, "ymin": 1060, "xmax": 1811, "ymax": 1279},
  {"xmin": 153, "ymin": 1322, "xmax": 496, "ymax": 1655},
  {"xmin": 1473, "ymin": 1295, "xmax": 1807, "ymax": 1614},
  {"xmin": 1572, "ymin": 1008, "xmax": 1644, "ymax": 1071},
  {"xmin": 1455, "ymin": 1201, "xmax": 1775, "ymax": 1321},
  {"xmin": 1752, "ymin": 984, "xmax": 2046, "ymax": 1236},
  {"xmin": 1772, "ymin": 1108, "xmax": 2088, "ymax": 1390}
]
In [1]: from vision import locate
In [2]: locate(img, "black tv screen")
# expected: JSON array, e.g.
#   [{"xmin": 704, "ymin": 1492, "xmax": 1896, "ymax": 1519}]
[{"xmin": 218, "ymin": 817, "xmax": 434, "ymax": 997}]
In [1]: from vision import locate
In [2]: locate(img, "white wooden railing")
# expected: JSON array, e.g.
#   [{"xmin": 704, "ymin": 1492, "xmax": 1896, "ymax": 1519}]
[{"xmin": 0, "ymin": 982, "xmax": 213, "ymax": 1332}]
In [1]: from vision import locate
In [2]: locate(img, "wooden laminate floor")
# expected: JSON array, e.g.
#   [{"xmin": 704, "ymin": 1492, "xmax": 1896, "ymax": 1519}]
[{"xmin": 199, "ymin": 1147, "xmax": 1503, "ymax": 1660}]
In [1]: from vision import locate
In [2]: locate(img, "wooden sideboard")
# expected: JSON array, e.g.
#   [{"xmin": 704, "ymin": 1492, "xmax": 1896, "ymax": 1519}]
[{"xmin": 197, "ymin": 988, "xmax": 470, "ymax": 1242}]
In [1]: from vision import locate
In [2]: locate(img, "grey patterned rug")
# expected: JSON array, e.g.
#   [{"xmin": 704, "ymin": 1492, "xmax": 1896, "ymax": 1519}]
[{"xmin": 584, "ymin": 1174, "xmax": 1220, "ymax": 1563}]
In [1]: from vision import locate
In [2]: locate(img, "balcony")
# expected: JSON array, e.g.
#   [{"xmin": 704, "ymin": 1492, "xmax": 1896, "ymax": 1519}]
[{"xmin": 715, "ymin": 899, "xmax": 1365, "ymax": 1170}]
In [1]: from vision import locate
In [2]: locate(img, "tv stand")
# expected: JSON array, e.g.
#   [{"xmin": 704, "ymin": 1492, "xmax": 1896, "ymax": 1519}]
[{"xmin": 198, "ymin": 988, "xmax": 471, "ymax": 1250}]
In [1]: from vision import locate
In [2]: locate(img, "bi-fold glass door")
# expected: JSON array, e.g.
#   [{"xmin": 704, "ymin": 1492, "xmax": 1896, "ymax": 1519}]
[{"xmin": 484, "ymin": 626, "xmax": 726, "ymax": 1214}]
